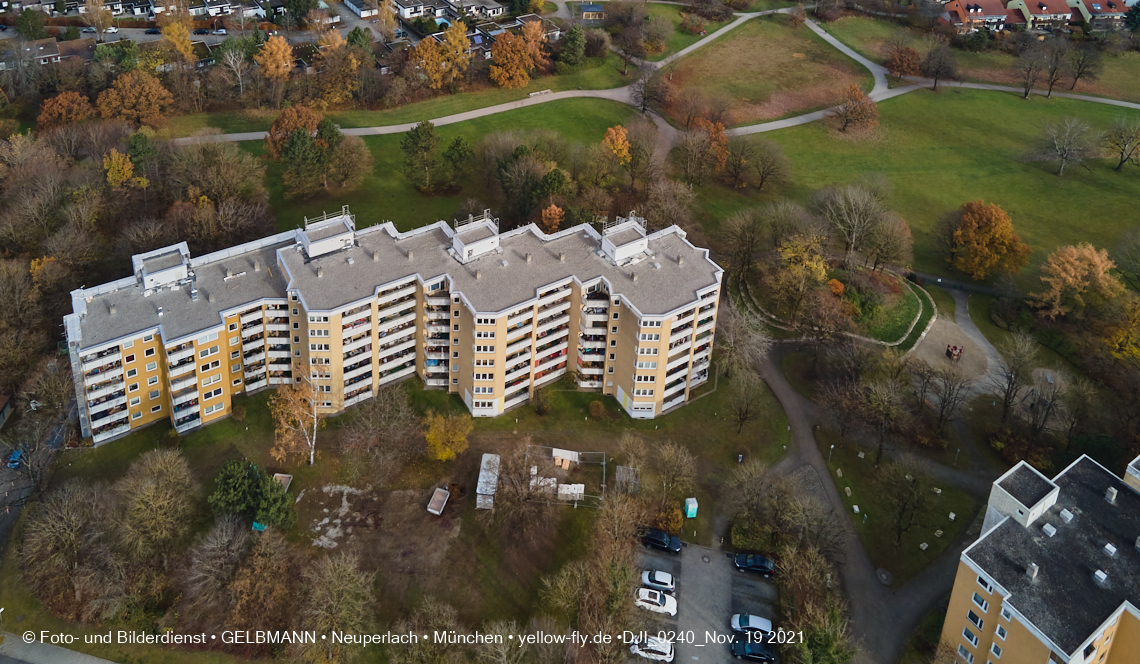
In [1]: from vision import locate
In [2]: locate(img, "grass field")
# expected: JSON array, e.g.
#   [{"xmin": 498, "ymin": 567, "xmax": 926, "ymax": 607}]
[
  {"xmin": 665, "ymin": 15, "xmax": 870, "ymax": 126},
  {"xmin": 643, "ymin": 4, "xmax": 731, "ymax": 62},
  {"xmin": 241, "ymin": 98, "xmax": 635, "ymax": 232},
  {"xmin": 823, "ymin": 15, "xmax": 1140, "ymax": 103},
  {"xmin": 820, "ymin": 430, "xmax": 980, "ymax": 584},
  {"xmin": 925, "ymin": 284, "xmax": 957, "ymax": 321},
  {"xmin": 165, "ymin": 54, "xmax": 632, "ymax": 138},
  {"xmin": 747, "ymin": 89, "xmax": 1140, "ymax": 288}
]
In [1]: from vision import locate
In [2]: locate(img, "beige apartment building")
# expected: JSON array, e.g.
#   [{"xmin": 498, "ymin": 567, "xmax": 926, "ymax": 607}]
[
  {"xmin": 65, "ymin": 207, "xmax": 723, "ymax": 444},
  {"xmin": 940, "ymin": 455, "xmax": 1140, "ymax": 664}
]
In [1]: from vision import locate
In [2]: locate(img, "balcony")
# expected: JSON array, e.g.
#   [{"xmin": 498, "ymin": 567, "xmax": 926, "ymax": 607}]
[
  {"xmin": 345, "ymin": 390, "xmax": 373, "ymax": 408},
  {"xmin": 382, "ymin": 323, "xmax": 417, "ymax": 344},
  {"xmin": 536, "ymin": 314, "xmax": 570, "ymax": 337},
  {"xmin": 690, "ymin": 370, "xmax": 709, "ymax": 386},
  {"xmin": 245, "ymin": 377, "xmax": 267, "ymax": 391},
  {"xmin": 377, "ymin": 363, "xmax": 416, "ymax": 386},
  {"xmin": 577, "ymin": 378, "xmax": 603, "ymax": 389},
  {"xmin": 506, "ymin": 323, "xmax": 534, "ymax": 341},
  {"xmin": 668, "ymin": 335, "xmax": 692, "ymax": 353},
  {"xmin": 241, "ymin": 323, "xmax": 264, "ymax": 338},
  {"xmin": 580, "ymin": 336, "xmax": 607, "ymax": 349},
  {"xmin": 504, "ymin": 359, "xmax": 531, "ymax": 381},
  {"xmin": 173, "ymin": 402, "xmax": 200, "ymax": 417},
  {"xmin": 344, "ymin": 364, "xmax": 372, "ymax": 381},
  {"xmin": 90, "ymin": 407, "xmax": 129, "ymax": 429},
  {"xmin": 533, "ymin": 366, "xmax": 567, "ymax": 387},
  {"xmin": 343, "ymin": 334, "xmax": 372, "ymax": 354},
  {"xmin": 378, "ymin": 311, "xmax": 417, "ymax": 333},
  {"xmin": 175, "ymin": 413, "xmax": 202, "ymax": 433},
  {"xmin": 669, "ymin": 323, "xmax": 694, "ymax": 344},
  {"xmin": 87, "ymin": 392, "xmax": 127, "ymax": 411},
  {"xmin": 535, "ymin": 287, "xmax": 571, "ymax": 308},
  {"xmin": 695, "ymin": 317, "xmax": 716, "ymax": 335},
  {"xmin": 425, "ymin": 349, "xmax": 448, "ymax": 360},
  {"xmin": 536, "ymin": 340, "xmax": 569, "ymax": 361},
  {"xmin": 268, "ymin": 349, "xmax": 292, "ymax": 359},
  {"xmin": 82, "ymin": 350, "xmax": 121, "ymax": 372},
  {"xmin": 266, "ymin": 322, "xmax": 290, "ymax": 333},
  {"xmin": 504, "ymin": 391, "xmax": 530, "ymax": 410},
  {"xmin": 577, "ymin": 347, "xmax": 605, "ymax": 361},
  {"xmin": 691, "ymin": 347, "xmax": 711, "ymax": 364},
  {"xmin": 379, "ymin": 338, "xmax": 416, "ymax": 356},
  {"xmin": 535, "ymin": 330, "xmax": 569, "ymax": 353},
  {"xmin": 425, "ymin": 377, "xmax": 448, "ymax": 387},
  {"xmin": 425, "ymin": 306, "xmax": 450, "ymax": 320},
  {"xmin": 84, "ymin": 364, "xmax": 124, "ymax": 385},
  {"xmin": 244, "ymin": 350, "xmax": 265, "ymax": 365},
  {"xmin": 379, "ymin": 350, "xmax": 416, "ymax": 373},
  {"xmin": 664, "ymin": 393, "xmax": 687, "ymax": 411},
  {"xmin": 578, "ymin": 364, "xmax": 604, "ymax": 376},
  {"xmin": 507, "ymin": 309, "xmax": 533, "ymax": 328},
  {"xmin": 585, "ymin": 290, "xmax": 611, "ymax": 302},
  {"xmin": 342, "ymin": 307, "xmax": 372, "ymax": 327},
  {"xmin": 166, "ymin": 346, "xmax": 194, "ymax": 363},
  {"xmin": 169, "ymin": 361, "xmax": 196, "ymax": 378},
  {"xmin": 377, "ymin": 283, "xmax": 416, "ymax": 307},
  {"xmin": 268, "ymin": 376, "xmax": 292, "ymax": 385},
  {"xmin": 243, "ymin": 337, "xmax": 265, "ymax": 353},
  {"xmin": 240, "ymin": 310, "xmax": 264, "ymax": 325},
  {"xmin": 425, "ymin": 321, "xmax": 448, "ymax": 334},
  {"xmin": 426, "ymin": 293, "xmax": 451, "ymax": 307},
  {"xmin": 663, "ymin": 379, "xmax": 686, "ymax": 399},
  {"xmin": 535, "ymin": 355, "xmax": 568, "ymax": 377},
  {"xmin": 172, "ymin": 388, "xmax": 199, "ymax": 407},
  {"xmin": 92, "ymin": 422, "xmax": 131, "ymax": 443},
  {"xmin": 425, "ymin": 362, "xmax": 448, "ymax": 374},
  {"xmin": 505, "ymin": 336, "xmax": 532, "ymax": 356},
  {"xmin": 582, "ymin": 305, "xmax": 609, "ymax": 323},
  {"xmin": 666, "ymin": 353, "xmax": 691, "ymax": 372},
  {"xmin": 342, "ymin": 318, "xmax": 372, "ymax": 337}
]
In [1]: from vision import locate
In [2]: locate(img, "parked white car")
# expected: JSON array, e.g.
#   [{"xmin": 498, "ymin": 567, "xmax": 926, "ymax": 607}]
[
  {"xmin": 731, "ymin": 613, "xmax": 774, "ymax": 636},
  {"xmin": 213, "ymin": 28, "xmax": 227, "ymax": 35},
  {"xmin": 630, "ymin": 635, "xmax": 675, "ymax": 662},
  {"xmin": 634, "ymin": 588, "xmax": 678, "ymax": 616},
  {"xmin": 642, "ymin": 569, "xmax": 676, "ymax": 594},
  {"xmin": 103, "ymin": 26, "xmax": 118, "ymax": 33}
]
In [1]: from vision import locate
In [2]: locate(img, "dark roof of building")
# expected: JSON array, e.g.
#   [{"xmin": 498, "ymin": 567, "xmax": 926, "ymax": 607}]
[
  {"xmin": 966, "ymin": 457, "xmax": 1140, "ymax": 656},
  {"xmin": 58, "ymin": 37, "xmax": 97, "ymax": 62},
  {"xmin": 998, "ymin": 464, "xmax": 1056, "ymax": 507}
]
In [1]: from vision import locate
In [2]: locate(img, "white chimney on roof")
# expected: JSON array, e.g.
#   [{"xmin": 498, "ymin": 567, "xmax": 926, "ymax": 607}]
[
  {"xmin": 109, "ymin": 305, "xmax": 117, "ymax": 315},
  {"xmin": 1026, "ymin": 563, "xmax": 1039, "ymax": 580},
  {"xmin": 317, "ymin": 267, "xmax": 324, "ymax": 278},
  {"xmin": 254, "ymin": 260, "xmax": 261, "ymax": 272},
  {"xmin": 1105, "ymin": 543, "xmax": 1117, "ymax": 556},
  {"xmin": 1042, "ymin": 523, "xmax": 1057, "ymax": 537},
  {"xmin": 1060, "ymin": 509, "xmax": 1074, "ymax": 523},
  {"xmin": 408, "ymin": 250, "xmax": 414, "ymax": 260},
  {"xmin": 1094, "ymin": 569, "xmax": 1108, "ymax": 583},
  {"xmin": 1106, "ymin": 487, "xmax": 1118, "ymax": 504},
  {"xmin": 678, "ymin": 255, "xmax": 684, "ymax": 266}
]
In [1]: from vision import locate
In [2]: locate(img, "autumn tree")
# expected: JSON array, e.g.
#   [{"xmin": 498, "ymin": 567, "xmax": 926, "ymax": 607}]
[
  {"xmin": 921, "ymin": 43, "xmax": 957, "ymax": 91},
  {"xmin": 831, "ymin": 84, "xmax": 878, "ymax": 132},
  {"xmin": 38, "ymin": 91, "xmax": 95, "ymax": 129},
  {"xmin": 885, "ymin": 45, "xmax": 921, "ymax": 81},
  {"xmin": 256, "ymin": 35, "xmax": 293, "ymax": 104},
  {"xmin": 264, "ymin": 105, "xmax": 321, "ymax": 159},
  {"xmin": 771, "ymin": 233, "xmax": 828, "ymax": 322},
  {"xmin": 423, "ymin": 410, "xmax": 473, "ymax": 461},
  {"xmin": 269, "ymin": 377, "xmax": 325, "ymax": 466},
  {"xmin": 1104, "ymin": 115, "xmax": 1140, "ymax": 172},
  {"xmin": 103, "ymin": 148, "xmax": 135, "ymax": 188},
  {"xmin": 490, "ymin": 32, "xmax": 534, "ymax": 89},
  {"xmin": 96, "ymin": 70, "xmax": 174, "ymax": 127},
  {"xmin": 1030, "ymin": 243, "xmax": 1124, "ymax": 320},
  {"xmin": 82, "ymin": 0, "xmax": 113, "ymax": 43},
  {"xmin": 441, "ymin": 21, "xmax": 473, "ymax": 85},
  {"xmin": 603, "ymin": 125, "xmax": 631, "ymax": 165},
  {"xmin": 521, "ymin": 19, "xmax": 550, "ymax": 71},
  {"xmin": 295, "ymin": 553, "xmax": 375, "ymax": 664},
  {"xmin": 947, "ymin": 201, "xmax": 1031, "ymax": 280},
  {"xmin": 371, "ymin": 0, "xmax": 398, "ymax": 40},
  {"xmin": 162, "ymin": 19, "xmax": 197, "ymax": 64},
  {"xmin": 540, "ymin": 204, "xmax": 564, "ymax": 233}
]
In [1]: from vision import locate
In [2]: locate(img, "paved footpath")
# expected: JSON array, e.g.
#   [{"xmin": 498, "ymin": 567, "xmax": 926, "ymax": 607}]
[{"xmin": 0, "ymin": 635, "xmax": 114, "ymax": 664}]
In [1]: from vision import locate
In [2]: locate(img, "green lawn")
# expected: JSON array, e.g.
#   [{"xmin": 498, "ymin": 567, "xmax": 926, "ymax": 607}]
[
  {"xmin": 820, "ymin": 430, "xmax": 980, "ymax": 584},
  {"xmin": 898, "ymin": 281, "xmax": 935, "ymax": 352},
  {"xmin": 665, "ymin": 15, "xmax": 872, "ymax": 127},
  {"xmin": 166, "ymin": 54, "xmax": 632, "ymax": 138},
  {"xmin": 966, "ymin": 294, "xmax": 1079, "ymax": 375},
  {"xmin": 745, "ymin": 0, "xmax": 798, "ymax": 10},
  {"xmin": 243, "ymin": 98, "xmax": 635, "ymax": 232},
  {"xmin": 898, "ymin": 605, "xmax": 949, "ymax": 664},
  {"xmin": 861, "ymin": 277, "xmax": 921, "ymax": 343},
  {"xmin": 820, "ymin": 15, "xmax": 907, "ymax": 65},
  {"xmin": 925, "ymin": 284, "xmax": 957, "ymax": 321},
  {"xmin": 643, "ymin": 4, "xmax": 731, "ymax": 62},
  {"xmin": 747, "ymin": 89, "xmax": 1140, "ymax": 288}
]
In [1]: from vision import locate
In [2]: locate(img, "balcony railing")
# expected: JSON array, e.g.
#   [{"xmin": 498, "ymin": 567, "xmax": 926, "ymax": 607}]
[
  {"xmin": 241, "ymin": 323, "xmax": 265, "ymax": 338},
  {"xmin": 81, "ymin": 350, "xmax": 121, "ymax": 372},
  {"xmin": 377, "ymin": 283, "xmax": 416, "ymax": 307},
  {"xmin": 240, "ymin": 310, "xmax": 264, "ymax": 325},
  {"xmin": 425, "ymin": 293, "xmax": 451, "ymax": 307},
  {"xmin": 84, "ymin": 363, "xmax": 123, "ymax": 382},
  {"xmin": 506, "ymin": 323, "xmax": 534, "ymax": 341},
  {"xmin": 166, "ymin": 346, "xmax": 194, "ymax": 363}
]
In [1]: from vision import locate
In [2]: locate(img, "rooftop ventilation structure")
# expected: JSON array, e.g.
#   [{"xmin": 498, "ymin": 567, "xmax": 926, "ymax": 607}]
[
  {"xmin": 1042, "ymin": 523, "xmax": 1057, "ymax": 537},
  {"xmin": 1094, "ymin": 569, "xmax": 1108, "ymax": 583},
  {"xmin": 301, "ymin": 205, "xmax": 356, "ymax": 259},
  {"xmin": 1027, "ymin": 562, "xmax": 1039, "ymax": 580},
  {"xmin": 1106, "ymin": 487, "xmax": 1118, "ymax": 504},
  {"xmin": 1060, "ymin": 509, "xmax": 1074, "ymax": 523},
  {"xmin": 1104, "ymin": 543, "xmax": 1117, "ymax": 556},
  {"xmin": 601, "ymin": 214, "xmax": 649, "ymax": 265},
  {"xmin": 451, "ymin": 210, "xmax": 500, "ymax": 264}
]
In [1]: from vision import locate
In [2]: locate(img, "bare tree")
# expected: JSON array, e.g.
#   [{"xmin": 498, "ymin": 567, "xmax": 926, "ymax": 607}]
[
  {"xmin": 476, "ymin": 619, "xmax": 528, "ymax": 664},
  {"xmin": 1015, "ymin": 47, "xmax": 1046, "ymax": 99},
  {"xmin": 727, "ymin": 372, "xmax": 763, "ymax": 435},
  {"xmin": 819, "ymin": 380, "xmax": 863, "ymax": 439},
  {"xmin": 1033, "ymin": 117, "xmax": 1100, "ymax": 176},
  {"xmin": 727, "ymin": 458, "xmax": 772, "ymax": 517},
  {"xmin": 1, "ymin": 416, "xmax": 55, "ymax": 495},
  {"xmin": 911, "ymin": 359, "xmax": 937, "ymax": 410},
  {"xmin": 761, "ymin": 199, "xmax": 818, "ymax": 250},
  {"xmin": 719, "ymin": 208, "xmax": 765, "ymax": 282},
  {"xmin": 493, "ymin": 437, "xmax": 556, "ymax": 533},
  {"xmin": 655, "ymin": 442, "xmax": 697, "ymax": 498},
  {"xmin": 1066, "ymin": 45, "xmax": 1102, "ymax": 91},
  {"xmin": 220, "ymin": 48, "xmax": 250, "ymax": 96},
  {"xmin": 1026, "ymin": 372, "xmax": 1064, "ymax": 437},
  {"xmin": 630, "ymin": 66, "xmax": 668, "ymax": 112},
  {"xmin": 1105, "ymin": 115, "xmax": 1140, "ymax": 172},
  {"xmin": 812, "ymin": 184, "xmax": 886, "ymax": 267},
  {"xmin": 920, "ymin": 43, "xmax": 957, "ymax": 91},
  {"xmin": 863, "ymin": 211, "xmax": 913, "ymax": 272},
  {"xmin": 1041, "ymin": 38, "xmax": 1070, "ymax": 98},
  {"xmin": 878, "ymin": 457, "xmax": 933, "ymax": 545},
  {"xmin": 1057, "ymin": 376, "xmax": 1097, "ymax": 445},
  {"xmin": 269, "ymin": 376, "xmax": 325, "ymax": 466},
  {"xmin": 674, "ymin": 90, "xmax": 707, "ymax": 129},
  {"xmin": 715, "ymin": 300, "xmax": 772, "ymax": 379},
  {"xmin": 932, "ymin": 367, "xmax": 973, "ymax": 437},
  {"xmin": 986, "ymin": 333, "xmax": 1038, "ymax": 424},
  {"xmin": 82, "ymin": 0, "xmax": 113, "ymax": 43},
  {"xmin": 181, "ymin": 515, "xmax": 250, "ymax": 630},
  {"xmin": 862, "ymin": 379, "xmax": 909, "ymax": 465},
  {"xmin": 724, "ymin": 136, "xmax": 755, "ymax": 189},
  {"xmin": 752, "ymin": 139, "xmax": 789, "ymax": 192},
  {"xmin": 295, "ymin": 552, "xmax": 375, "ymax": 664}
]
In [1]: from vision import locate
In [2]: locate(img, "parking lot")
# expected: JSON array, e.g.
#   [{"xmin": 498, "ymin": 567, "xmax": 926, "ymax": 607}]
[{"xmin": 638, "ymin": 544, "xmax": 778, "ymax": 663}]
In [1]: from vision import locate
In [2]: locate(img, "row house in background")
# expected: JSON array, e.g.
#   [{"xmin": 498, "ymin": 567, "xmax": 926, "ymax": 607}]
[
  {"xmin": 944, "ymin": 0, "xmax": 1130, "ymax": 32},
  {"xmin": 66, "ymin": 207, "xmax": 722, "ymax": 444}
]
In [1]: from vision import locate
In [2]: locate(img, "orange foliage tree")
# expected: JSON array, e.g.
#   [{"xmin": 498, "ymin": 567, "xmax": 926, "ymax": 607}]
[
  {"xmin": 263, "ymin": 105, "xmax": 322, "ymax": 159},
  {"xmin": 885, "ymin": 46, "xmax": 921, "ymax": 81},
  {"xmin": 693, "ymin": 118, "xmax": 727, "ymax": 172},
  {"xmin": 540, "ymin": 204, "xmax": 564, "ymax": 233},
  {"xmin": 831, "ymin": 84, "xmax": 878, "ymax": 132},
  {"xmin": 950, "ymin": 201, "xmax": 1032, "ymax": 280},
  {"xmin": 440, "ymin": 21, "xmax": 472, "ymax": 86},
  {"xmin": 1030, "ymin": 243, "xmax": 1124, "ymax": 320},
  {"xmin": 256, "ymin": 35, "xmax": 293, "ymax": 83},
  {"xmin": 413, "ymin": 38, "xmax": 447, "ymax": 90},
  {"xmin": 603, "ymin": 125, "xmax": 631, "ymax": 165},
  {"xmin": 489, "ymin": 32, "xmax": 534, "ymax": 89},
  {"xmin": 96, "ymin": 70, "xmax": 174, "ymax": 127},
  {"xmin": 37, "ymin": 91, "xmax": 95, "ymax": 129},
  {"xmin": 521, "ymin": 20, "xmax": 550, "ymax": 71}
]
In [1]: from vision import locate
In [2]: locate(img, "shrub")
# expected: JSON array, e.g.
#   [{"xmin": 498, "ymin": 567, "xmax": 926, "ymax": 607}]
[
  {"xmin": 680, "ymin": 13, "xmax": 705, "ymax": 34},
  {"xmin": 731, "ymin": 516, "xmax": 780, "ymax": 552},
  {"xmin": 654, "ymin": 507, "xmax": 683, "ymax": 534},
  {"xmin": 589, "ymin": 400, "xmax": 606, "ymax": 418},
  {"xmin": 534, "ymin": 389, "xmax": 554, "ymax": 416},
  {"xmin": 828, "ymin": 279, "xmax": 845, "ymax": 297}
]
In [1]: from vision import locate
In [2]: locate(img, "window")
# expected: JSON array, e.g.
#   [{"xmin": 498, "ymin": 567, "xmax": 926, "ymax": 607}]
[
  {"xmin": 638, "ymin": 347, "xmax": 659, "ymax": 356},
  {"xmin": 475, "ymin": 359, "xmax": 493, "ymax": 367},
  {"xmin": 611, "ymin": 326, "xmax": 618, "ymax": 334},
  {"xmin": 977, "ymin": 576, "xmax": 993, "ymax": 594},
  {"xmin": 476, "ymin": 318, "xmax": 495, "ymax": 325},
  {"xmin": 143, "ymin": 347, "xmax": 155, "ymax": 358},
  {"xmin": 473, "ymin": 400, "xmax": 494, "ymax": 409},
  {"xmin": 613, "ymin": 298, "xmax": 620, "ymax": 306},
  {"xmin": 132, "ymin": 412, "xmax": 142, "ymax": 420},
  {"xmin": 129, "ymin": 397, "xmax": 141, "ymax": 407},
  {"xmin": 149, "ymin": 390, "xmax": 160, "ymax": 400},
  {"xmin": 633, "ymin": 388, "xmax": 655, "ymax": 397},
  {"xmin": 609, "ymin": 353, "xmax": 616, "ymax": 361},
  {"xmin": 636, "ymin": 361, "xmax": 658, "ymax": 370},
  {"xmin": 322, "ymin": 401, "xmax": 333, "ymax": 408},
  {"xmin": 996, "ymin": 626, "xmax": 1007, "ymax": 641},
  {"xmin": 474, "ymin": 386, "xmax": 493, "ymax": 395},
  {"xmin": 308, "ymin": 315, "xmax": 329, "ymax": 323},
  {"xmin": 146, "ymin": 362, "xmax": 157, "ymax": 372},
  {"xmin": 607, "ymin": 367, "xmax": 614, "ymax": 374},
  {"xmin": 310, "ymin": 357, "xmax": 331, "ymax": 365},
  {"xmin": 201, "ymin": 360, "xmax": 220, "ymax": 372},
  {"xmin": 230, "ymin": 350, "xmax": 240, "ymax": 360},
  {"xmin": 129, "ymin": 382, "xmax": 139, "ymax": 393},
  {"xmin": 453, "ymin": 338, "xmax": 460, "ymax": 345},
  {"xmin": 474, "ymin": 373, "xmax": 494, "ymax": 381},
  {"xmin": 972, "ymin": 594, "xmax": 989, "ymax": 613},
  {"xmin": 1083, "ymin": 645, "xmax": 1096, "ymax": 659},
  {"xmin": 610, "ymin": 340, "xmax": 617, "ymax": 347},
  {"xmin": 475, "ymin": 345, "xmax": 495, "ymax": 353},
  {"xmin": 204, "ymin": 403, "xmax": 224, "ymax": 415},
  {"xmin": 319, "ymin": 385, "xmax": 332, "ymax": 393},
  {"xmin": 309, "ymin": 329, "xmax": 330, "ymax": 337},
  {"xmin": 475, "ymin": 331, "xmax": 495, "ymax": 339},
  {"xmin": 292, "ymin": 307, "xmax": 299, "ymax": 315},
  {"xmin": 294, "ymin": 350, "xmax": 301, "ymax": 357},
  {"xmin": 989, "ymin": 643, "xmax": 1001, "ymax": 659},
  {"xmin": 228, "ymin": 322, "xmax": 238, "ymax": 331},
  {"xmin": 233, "ymin": 378, "xmax": 242, "ymax": 386},
  {"xmin": 143, "ymin": 334, "xmax": 154, "ymax": 342},
  {"xmin": 147, "ymin": 376, "xmax": 159, "ymax": 386},
  {"xmin": 126, "ymin": 368, "xmax": 138, "ymax": 378},
  {"xmin": 612, "ymin": 312, "xmax": 619, "ymax": 320},
  {"xmin": 150, "ymin": 404, "xmax": 162, "ymax": 413},
  {"xmin": 635, "ymin": 375, "xmax": 656, "ymax": 383},
  {"xmin": 453, "ymin": 324, "xmax": 461, "ymax": 332},
  {"xmin": 1000, "ymin": 608, "xmax": 1012, "ymax": 622},
  {"xmin": 963, "ymin": 628, "xmax": 979, "ymax": 647},
  {"xmin": 451, "ymin": 363, "xmax": 459, "ymax": 372},
  {"xmin": 230, "ymin": 336, "xmax": 240, "ymax": 346},
  {"xmin": 122, "ymin": 340, "xmax": 134, "ymax": 349},
  {"xmin": 310, "ymin": 344, "xmax": 330, "ymax": 351},
  {"xmin": 639, "ymin": 333, "xmax": 661, "ymax": 342},
  {"xmin": 124, "ymin": 354, "xmax": 136, "ymax": 363},
  {"xmin": 641, "ymin": 320, "xmax": 662, "ymax": 327},
  {"xmin": 293, "ymin": 322, "xmax": 300, "ymax": 329},
  {"xmin": 453, "ymin": 311, "xmax": 460, "ymax": 317},
  {"xmin": 452, "ymin": 378, "xmax": 459, "ymax": 385},
  {"xmin": 968, "ymin": 611, "xmax": 983, "ymax": 630},
  {"xmin": 294, "ymin": 336, "xmax": 301, "ymax": 343},
  {"xmin": 957, "ymin": 645, "xmax": 974, "ymax": 663},
  {"xmin": 202, "ymin": 374, "xmax": 221, "ymax": 387},
  {"xmin": 199, "ymin": 345, "xmax": 220, "ymax": 359},
  {"xmin": 198, "ymin": 332, "xmax": 219, "ymax": 344},
  {"xmin": 204, "ymin": 387, "xmax": 223, "ymax": 400}
]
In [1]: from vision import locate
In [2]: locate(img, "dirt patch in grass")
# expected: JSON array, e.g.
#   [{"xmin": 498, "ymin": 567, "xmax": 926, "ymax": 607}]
[
  {"xmin": 910, "ymin": 318, "xmax": 987, "ymax": 381},
  {"xmin": 667, "ymin": 16, "xmax": 865, "ymax": 126}
]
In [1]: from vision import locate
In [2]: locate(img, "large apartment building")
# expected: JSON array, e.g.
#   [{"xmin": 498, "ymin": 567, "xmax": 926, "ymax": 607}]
[
  {"xmin": 940, "ymin": 455, "xmax": 1140, "ymax": 664},
  {"xmin": 65, "ymin": 207, "xmax": 722, "ymax": 444}
]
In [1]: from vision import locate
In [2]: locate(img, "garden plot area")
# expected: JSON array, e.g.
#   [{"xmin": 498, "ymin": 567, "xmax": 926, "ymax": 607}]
[{"xmin": 665, "ymin": 15, "xmax": 869, "ymax": 126}]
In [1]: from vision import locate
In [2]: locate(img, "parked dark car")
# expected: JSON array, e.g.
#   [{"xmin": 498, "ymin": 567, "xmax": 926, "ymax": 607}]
[
  {"xmin": 730, "ymin": 634, "xmax": 778, "ymax": 661},
  {"xmin": 193, "ymin": 28, "xmax": 209, "ymax": 35},
  {"xmin": 734, "ymin": 553, "xmax": 775, "ymax": 577},
  {"xmin": 641, "ymin": 528, "xmax": 682, "ymax": 554},
  {"xmin": 145, "ymin": 28, "xmax": 161, "ymax": 34}
]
